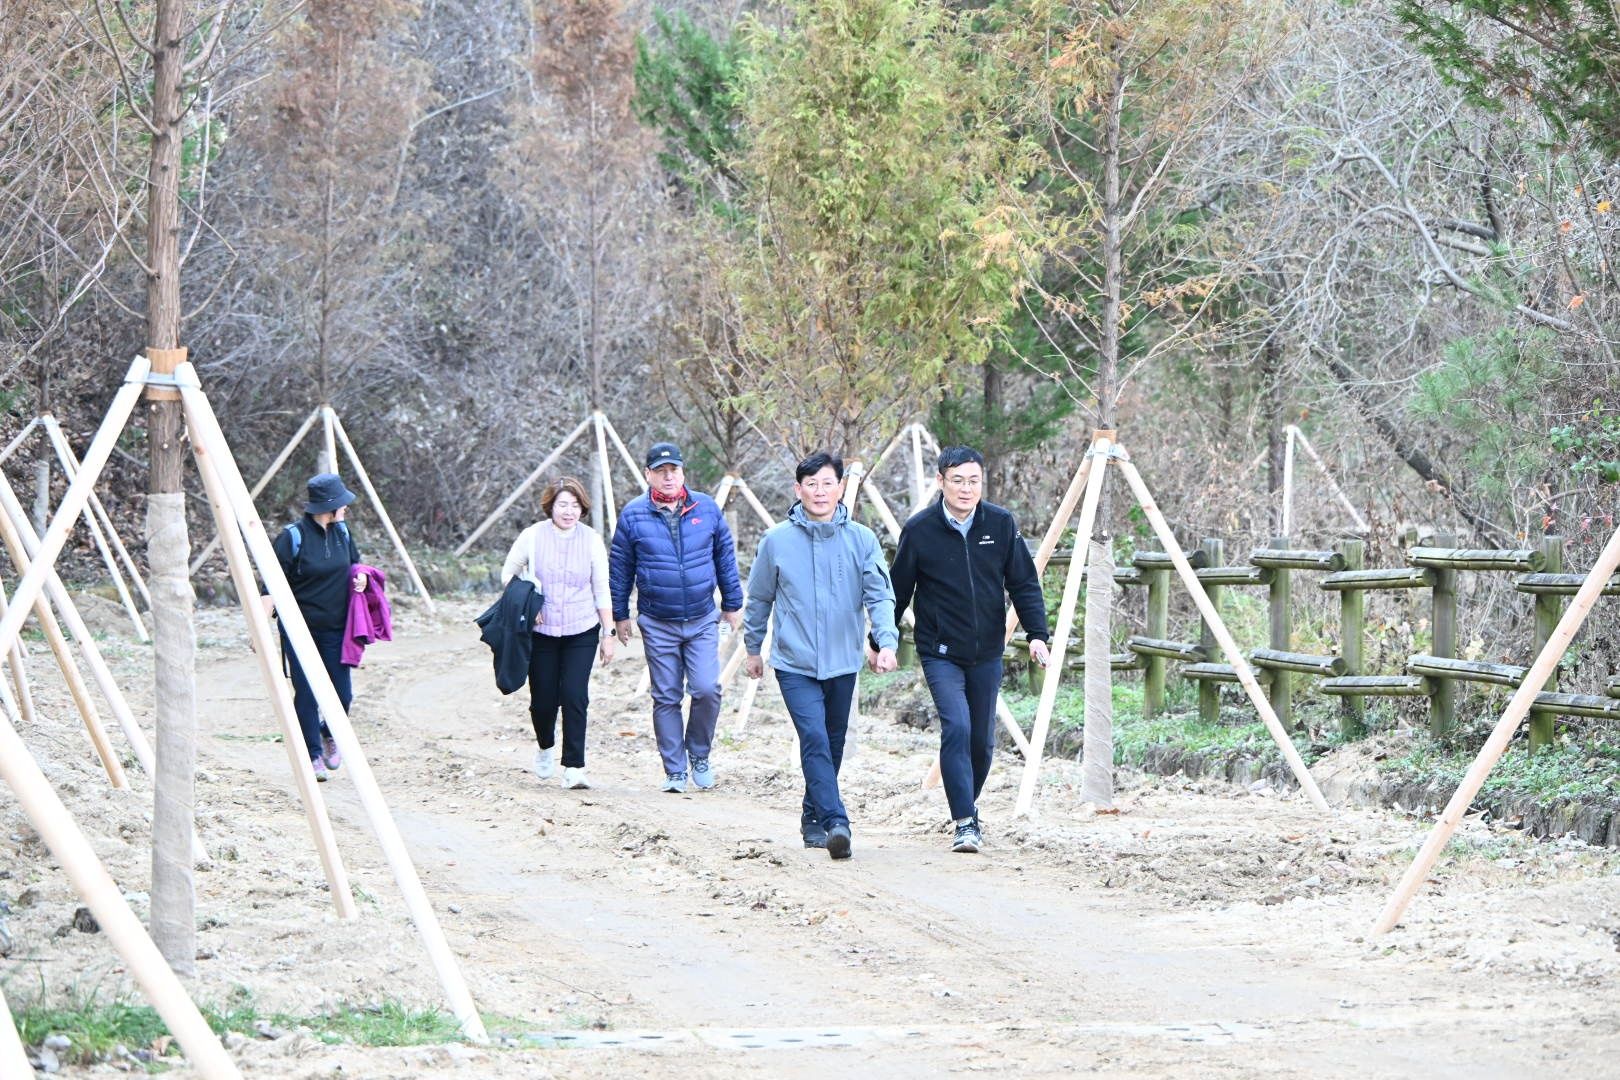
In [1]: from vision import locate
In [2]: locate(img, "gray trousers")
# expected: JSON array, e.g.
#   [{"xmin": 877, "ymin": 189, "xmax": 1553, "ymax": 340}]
[{"xmin": 637, "ymin": 614, "xmax": 722, "ymax": 775}]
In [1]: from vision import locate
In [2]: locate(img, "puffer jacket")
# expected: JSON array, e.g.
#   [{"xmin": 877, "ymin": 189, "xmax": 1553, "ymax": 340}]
[
  {"xmin": 743, "ymin": 503, "xmax": 899, "ymax": 680},
  {"xmin": 609, "ymin": 489, "xmax": 743, "ymax": 623}
]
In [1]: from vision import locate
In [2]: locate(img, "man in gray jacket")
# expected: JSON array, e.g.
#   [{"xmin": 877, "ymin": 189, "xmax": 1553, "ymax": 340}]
[{"xmin": 744, "ymin": 451, "xmax": 899, "ymax": 860}]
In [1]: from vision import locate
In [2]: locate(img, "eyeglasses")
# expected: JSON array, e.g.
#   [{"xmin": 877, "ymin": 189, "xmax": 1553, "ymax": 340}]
[
  {"xmin": 942, "ymin": 474, "xmax": 982, "ymax": 488},
  {"xmin": 799, "ymin": 479, "xmax": 841, "ymax": 492}
]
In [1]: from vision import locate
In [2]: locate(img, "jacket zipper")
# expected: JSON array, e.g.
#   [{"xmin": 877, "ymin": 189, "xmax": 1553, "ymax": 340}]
[{"xmin": 960, "ymin": 517, "xmax": 978, "ymax": 661}]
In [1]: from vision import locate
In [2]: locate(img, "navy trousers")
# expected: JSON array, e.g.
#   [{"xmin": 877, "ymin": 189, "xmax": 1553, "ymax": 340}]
[
  {"xmin": 282, "ymin": 625, "xmax": 351, "ymax": 762},
  {"xmin": 920, "ymin": 655, "xmax": 1003, "ymax": 822},
  {"xmin": 776, "ymin": 670, "xmax": 857, "ymax": 833}
]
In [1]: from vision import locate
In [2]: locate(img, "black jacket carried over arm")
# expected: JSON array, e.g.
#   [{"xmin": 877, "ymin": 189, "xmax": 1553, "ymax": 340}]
[
  {"xmin": 475, "ymin": 577, "xmax": 545, "ymax": 695},
  {"xmin": 890, "ymin": 497, "xmax": 1049, "ymax": 667}
]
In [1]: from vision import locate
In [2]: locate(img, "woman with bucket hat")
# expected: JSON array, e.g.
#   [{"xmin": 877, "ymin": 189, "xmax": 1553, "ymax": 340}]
[{"xmin": 260, "ymin": 473, "xmax": 366, "ymax": 781}]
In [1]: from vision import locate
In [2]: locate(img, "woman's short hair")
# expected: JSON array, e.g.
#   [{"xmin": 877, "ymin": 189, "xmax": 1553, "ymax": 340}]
[{"xmin": 541, "ymin": 476, "xmax": 591, "ymax": 519}]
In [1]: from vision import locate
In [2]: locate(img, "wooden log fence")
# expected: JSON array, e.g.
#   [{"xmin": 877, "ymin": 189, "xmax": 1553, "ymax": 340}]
[{"xmin": 1018, "ymin": 532, "xmax": 1616, "ymax": 754}]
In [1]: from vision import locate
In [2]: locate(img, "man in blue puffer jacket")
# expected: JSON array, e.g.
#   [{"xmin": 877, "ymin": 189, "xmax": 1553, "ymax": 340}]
[{"xmin": 610, "ymin": 442, "xmax": 744, "ymax": 792}]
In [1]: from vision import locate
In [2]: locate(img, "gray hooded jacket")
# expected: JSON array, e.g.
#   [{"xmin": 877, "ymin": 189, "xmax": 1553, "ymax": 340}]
[{"xmin": 743, "ymin": 502, "xmax": 899, "ymax": 679}]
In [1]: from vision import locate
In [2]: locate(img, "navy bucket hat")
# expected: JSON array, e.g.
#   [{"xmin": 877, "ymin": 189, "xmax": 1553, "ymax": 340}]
[{"xmin": 304, "ymin": 473, "xmax": 357, "ymax": 514}]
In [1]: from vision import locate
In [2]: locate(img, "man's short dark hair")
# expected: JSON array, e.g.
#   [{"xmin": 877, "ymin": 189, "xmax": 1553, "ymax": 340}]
[
  {"xmin": 936, "ymin": 446, "xmax": 985, "ymax": 474},
  {"xmin": 796, "ymin": 451, "xmax": 844, "ymax": 483}
]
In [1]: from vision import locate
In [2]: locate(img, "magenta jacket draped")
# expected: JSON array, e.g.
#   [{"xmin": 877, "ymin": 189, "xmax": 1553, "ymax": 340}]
[{"xmin": 343, "ymin": 563, "xmax": 393, "ymax": 666}]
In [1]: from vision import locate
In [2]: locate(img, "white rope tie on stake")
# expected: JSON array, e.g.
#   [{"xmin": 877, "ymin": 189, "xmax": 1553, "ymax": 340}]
[
  {"xmin": 1113, "ymin": 450, "xmax": 1330, "ymax": 813},
  {"xmin": 177, "ymin": 368, "xmax": 487, "ymax": 1041},
  {"xmin": 1372, "ymin": 520, "xmax": 1620, "ymax": 934}
]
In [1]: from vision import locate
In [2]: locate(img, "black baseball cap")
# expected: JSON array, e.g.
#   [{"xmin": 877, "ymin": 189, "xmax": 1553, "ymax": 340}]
[{"xmin": 645, "ymin": 442, "xmax": 684, "ymax": 468}]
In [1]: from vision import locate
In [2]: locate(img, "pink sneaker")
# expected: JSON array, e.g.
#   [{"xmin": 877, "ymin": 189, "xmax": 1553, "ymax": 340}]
[
  {"xmin": 311, "ymin": 757, "xmax": 330, "ymax": 782},
  {"xmin": 321, "ymin": 734, "xmax": 342, "ymax": 771}
]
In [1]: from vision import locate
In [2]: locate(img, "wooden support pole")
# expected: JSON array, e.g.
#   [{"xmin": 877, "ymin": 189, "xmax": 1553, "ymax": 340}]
[
  {"xmin": 861, "ymin": 479, "xmax": 905, "ymax": 542},
  {"xmin": 320, "ymin": 404, "xmax": 338, "ymax": 475},
  {"xmin": 1429, "ymin": 532, "xmax": 1457, "ymax": 738},
  {"xmin": 0, "ymin": 979, "xmax": 32, "ymax": 1079},
  {"xmin": 190, "ymin": 406, "xmax": 321, "ymax": 574},
  {"xmin": 600, "ymin": 417, "xmax": 649, "ymax": 493},
  {"xmin": 179, "ymin": 373, "xmax": 487, "ymax": 1041},
  {"xmin": 0, "ymin": 416, "xmax": 40, "ymax": 464},
  {"xmin": 0, "ymin": 568, "xmax": 38, "ymax": 728},
  {"xmin": 1374, "ymin": 522, "xmax": 1620, "ymax": 934},
  {"xmin": 592, "ymin": 412, "xmax": 619, "ymax": 538},
  {"xmin": 1014, "ymin": 435, "xmax": 1111, "ymax": 819},
  {"xmin": 1529, "ymin": 535, "xmax": 1563, "ymax": 752},
  {"xmin": 1337, "ymin": 537, "xmax": 1366, "ymax": 739},
  {"xmin": 1143, "ymin": 559, "xmax": 1170, "ymax": 718},
  {"xmin": 191, "ymin": 426, "xmax": 356, "ymax": 918},
  {"xmin": 0, "ymin": 360, "xmax": 148, "ymax": 682},
  {"xmin": 0, "ymin": 705, "xmax": 242, "ymax": 1077},
  {"xmin": 456, "ymin": 415, "xmax": 593, "ymax": 555},
  {"xmin": 841, "ymin": 460, "xmax": 865, "ymax": 510},
  {"xmin": 735, "ymin": 479, "xmax": 777, "ymax": 530},
  {"xmin": 42, "ymin": 417, "xmax": 149, "ymax": 640},
  {"xmin": 1281, "ymin": 425, "xmax": 1296, "ymax": 538},
  {"xmin": 329, "ymin": 412, "xmax": 435, "ymax": 609},
  {"xmin": 732, "ymin": 624, "xmax": 773, "ymax": 736},
  {"xmin": 1006, "ymin": 455, "xmax": 1093, "ymax": 640},
  {"xmin": 1115, "ymin": 454, "xmax": 1330, "ymax": 812},
  {"xmin": 0, "ymin": 514, "xmax": 125, "ymax": 788},
  {"xmin": 1292, "ymin": 427, "xmax": 1370, "ymax": 532},
  {"xmin": 1267, "ymin": 536, "xmax": 1293, "ymax": 730},
  {"xmin": 1198, "ymin": 538, "xmax": 1223, "ymax": 725},
  {"xmin": 0, "ymin": 471, "xmax": 160, "ymax": 782}
]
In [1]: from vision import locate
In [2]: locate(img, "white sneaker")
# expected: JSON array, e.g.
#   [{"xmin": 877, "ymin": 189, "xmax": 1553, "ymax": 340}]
[
  {"xmin": 562, "ymin": 766, "xmax": 590, "ymax": 790},
  {"xmin": 532, "ymin": 748, "xmax": 555, "ymax": 779}
]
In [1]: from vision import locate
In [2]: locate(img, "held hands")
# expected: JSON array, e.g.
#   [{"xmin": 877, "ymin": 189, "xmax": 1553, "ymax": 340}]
[
  {"xmin": 744, "ymin": 654, "xmax": 764, "ymax": 680},
  {"xmin": 868, "ymin": 647, "xmax": 898, "ymax": 674},
  {"xmin": 614, "ymin": 619, "xmax": 633, "ymax": 645},
  {"xmin": 1028, "ymin": 638, "xmax": 1051, "ymax": 669}
]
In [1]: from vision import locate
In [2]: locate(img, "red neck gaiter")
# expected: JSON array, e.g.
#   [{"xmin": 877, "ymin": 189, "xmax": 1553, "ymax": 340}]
[{"xmin": 651, "ymin": 486, "xmax": 689, "ymax": 507}]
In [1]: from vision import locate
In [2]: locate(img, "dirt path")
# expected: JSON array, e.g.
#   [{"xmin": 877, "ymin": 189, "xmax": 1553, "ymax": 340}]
[{"xmin": 6, "ymin": 595, "xmax": 1620, "ymax": 1077}]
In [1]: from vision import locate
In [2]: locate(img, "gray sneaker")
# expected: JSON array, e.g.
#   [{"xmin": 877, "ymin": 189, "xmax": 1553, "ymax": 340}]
[
  {"xmin": 689, "ymin": 757, "xmax": 715, "ymax": 790},
  {"xmin": 951, "ymin": 821, "xmax": 982, "ymax": 854},
  {"xmin": 661, "ymin": 772, "xmax": 687, "ymax": 793}
]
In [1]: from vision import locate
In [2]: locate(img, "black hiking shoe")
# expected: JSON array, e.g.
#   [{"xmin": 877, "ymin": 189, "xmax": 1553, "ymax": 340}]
[{"xmin": 826, "ymin": 823, "xmax": 852, "ymax": 861}]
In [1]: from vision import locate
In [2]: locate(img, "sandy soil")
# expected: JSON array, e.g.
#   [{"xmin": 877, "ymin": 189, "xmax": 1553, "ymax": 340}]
[{"xmin": 4, "ymin": 593, "xmax": 1620, "ymax": 1078}]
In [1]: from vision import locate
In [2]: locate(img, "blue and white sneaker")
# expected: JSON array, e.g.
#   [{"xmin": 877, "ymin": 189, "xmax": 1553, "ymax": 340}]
[
  {"xmin": 689, "ymin": 757, "xmax": 716, "ymax": 790},
  {"xmin": 661, "ymin": 772, "xmax": 687, "ymax": 793}
]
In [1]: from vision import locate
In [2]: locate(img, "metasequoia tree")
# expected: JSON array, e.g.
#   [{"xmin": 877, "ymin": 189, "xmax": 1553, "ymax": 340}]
[
  {"xmin": 81, "ymin": 0, "xmax": 277, "ymax": 974},
  {"xmin": 236, "ymin": 0, "xmax": 428, "ymax": 437},
  {"xmin": 718, "ymin": 0, "xmax": 1038, "ymax": 458},
  {"xmin": 505, "ymin": 0, "xmax": 656, "ymax": 527},
  {"xmin": 1012, "ymin": 0, "xmax": 1279, "ymax": 807}
]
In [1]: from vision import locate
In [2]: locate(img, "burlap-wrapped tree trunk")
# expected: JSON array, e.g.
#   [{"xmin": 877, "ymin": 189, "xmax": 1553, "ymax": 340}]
[{"xmin": 1078, "ymin": 535, "xmax": 1115, "ymax": 808}]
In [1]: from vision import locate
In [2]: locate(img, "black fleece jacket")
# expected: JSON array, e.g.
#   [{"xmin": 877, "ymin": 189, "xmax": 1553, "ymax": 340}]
[{"xmin": 890, "ymin": 497, "xmax": 1049, "ymax": 667}]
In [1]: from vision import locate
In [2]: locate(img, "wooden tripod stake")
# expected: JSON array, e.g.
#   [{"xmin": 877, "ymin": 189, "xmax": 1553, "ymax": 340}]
[
  {"xmin": 189, "ymin": 404, "xmax": 436, "ymax": 610},
  {"xmin": 190, "ymin": 431, "xmax": 356, "ymax": 918},
  {"xmin": 176, "ymin": 369, "xmax": 487, "ymax": 1040},
  {"xmin": 457, "ymin": 411, "xmax": 648, "ymax": 555},
  {"xmin": 1012, "ymin": 434, "xmax": 1331, "ymax": 818},
  {"xmin": 1372, "ymin": 519, "xmax": 1620, "ymax": 934},
  {"xmin": 0, "ymin": 357, "xmax": 241, "ymax": 1079}
]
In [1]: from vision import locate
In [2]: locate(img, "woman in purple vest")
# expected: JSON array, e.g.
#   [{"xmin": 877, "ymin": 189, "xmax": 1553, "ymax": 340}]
[{"xmin": 501, "ymin": 477, "xmax": 615, "ymax": 789}]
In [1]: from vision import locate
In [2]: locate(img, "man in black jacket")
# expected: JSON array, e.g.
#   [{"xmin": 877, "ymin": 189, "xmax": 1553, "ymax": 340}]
[{"xmin": 891, "ymin": 446, "xmax": 1050, "ymax": 853}]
